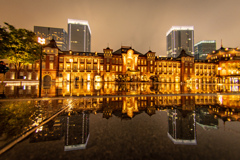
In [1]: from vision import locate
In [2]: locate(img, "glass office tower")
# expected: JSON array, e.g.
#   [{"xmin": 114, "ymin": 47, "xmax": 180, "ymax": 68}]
[
  {"xmin": 194, "ymin": 40, "xmax": 216, "ymax": 60},
  {"xmin": 68, "ymin": 19, "xmax": 91, "ymax": 52},
  {"xmin": 34, "ymin": 26, "xmax": 68, "ymax": 51},
  {"xmin": 166, "ymin": 26, "xmax": 194, "ymax": 58}
]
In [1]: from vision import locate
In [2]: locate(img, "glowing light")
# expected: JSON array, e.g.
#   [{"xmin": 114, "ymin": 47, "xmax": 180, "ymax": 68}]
[
  {"xmin": 87, "ymin": 74, "xmax": 90, "ymax": 81},
  {"xmin": 166, "ymin": 26, "xmax": 194, "ymax": 36},
  {"xmin": 38, "ymin": 37, "xmax": 45, "ymax": 45},
  {"xmin": 87, "ymin": 82, "xmax": 90, "ymax": 91},
  {"xmin": 218, "ymin": 95, "xmax": 223, "ymax": 105}
]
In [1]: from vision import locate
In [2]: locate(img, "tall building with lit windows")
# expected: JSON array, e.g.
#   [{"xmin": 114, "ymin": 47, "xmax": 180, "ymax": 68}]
[
  {"xmin": 194, "ymin": 40, "xmax": 216, "ymax": 60},
  {"xmin": 166, "ymin": 26, "xmax": 194, "ymax": 58},
  {"xmin": 68, "ymin": 19, "xmax": 91, "ymax": 52},
  {"xmin": 34, "ymin": 26, "xmax": 68, "ymax": 51}
]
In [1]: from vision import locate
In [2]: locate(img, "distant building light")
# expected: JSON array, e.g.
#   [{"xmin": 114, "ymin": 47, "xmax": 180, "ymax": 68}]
[{"xmin": 218, "ymin": 67, "xmax": 222, "ymax": 70}]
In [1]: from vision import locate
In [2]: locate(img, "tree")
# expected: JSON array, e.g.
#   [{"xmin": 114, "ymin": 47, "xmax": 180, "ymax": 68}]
[{"xmin": 0, "ymin": 23, "xmax": 42, "ymax": 79}]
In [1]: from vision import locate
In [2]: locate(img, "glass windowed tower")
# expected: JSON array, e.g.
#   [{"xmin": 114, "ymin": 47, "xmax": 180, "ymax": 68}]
[
  {"xmin": 68, "ymin": 19, "xmax": 91, "ymax": 52},
  {"xmin": 34, "ymin": 26, "xmax": 68, "ymax": 51},
  {"xmin": 166, "ymin": 26, "xmax": 194, "ymax": 58},
  {"xmin": 194, "ymin": 40, "xmax": 216, "ymax": 60}
]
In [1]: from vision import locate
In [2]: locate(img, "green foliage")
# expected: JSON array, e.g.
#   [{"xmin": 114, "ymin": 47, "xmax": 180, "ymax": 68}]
[{"xmin": 0, "ymin": 22, "xmax": 42, "ymax": 78}]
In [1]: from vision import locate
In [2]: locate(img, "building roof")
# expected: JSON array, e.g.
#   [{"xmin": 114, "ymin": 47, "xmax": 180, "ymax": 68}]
[
  {"xmin": 166, "ymin": 26, "xmax": 194, "ymax": 36},
  {"xmin": 194, "ymin": 40, "xmax": 216, "ymax": 46},
  {"xmin": 68, "ymin": 19, "xmax": 91, "ymax": 34},
  {"xmin": 112, "ymin": 47, "xmax": 143, "ymax": 55},
  {"xmin": 208, "ymin": 46, "xmax": 240, "ymax": 56},
  {"xmin": 175, "ymin": 50, "xmax": 194, "ymax": 58},
  {"xmin": 44, "ymin": 39, "xmax": 61, "ymax": 51},
  {"xmin": 61, "ymin": 51, "xmax": 104, "ymax": 56}
]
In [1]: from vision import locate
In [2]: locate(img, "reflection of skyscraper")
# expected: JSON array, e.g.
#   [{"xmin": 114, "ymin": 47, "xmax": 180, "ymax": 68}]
[
  {"xmin": 68, "ymin": 19, "xmax": 91, "ymax": 52},
  {"xmin": 64, "ymin": 112, "xmax": 90, "ymax": 151},
  {"xmin": 30, "ymin": 117, "xmax": 63, "ymax": 143},
  {"xmin": 167, "ymin": 109, "xmax": 197, "ymax": 145},
  {"xmin": 196, "ymin": 107, "xmax": 218, "ymax": 130},
  {"xmin": 166, "ymin": 26, "xmax": 194, "ymax": 58}
]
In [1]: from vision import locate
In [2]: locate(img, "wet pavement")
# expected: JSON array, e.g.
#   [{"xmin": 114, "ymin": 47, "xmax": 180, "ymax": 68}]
[{"xmin": 0, "ymin": 83, "xmax": 240, "ymax": 159}]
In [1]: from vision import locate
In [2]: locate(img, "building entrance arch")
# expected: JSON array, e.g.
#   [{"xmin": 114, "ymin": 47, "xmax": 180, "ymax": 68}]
[{"xmin": 43, "ymin": 75, "xmax": 51, "ymax": 85}]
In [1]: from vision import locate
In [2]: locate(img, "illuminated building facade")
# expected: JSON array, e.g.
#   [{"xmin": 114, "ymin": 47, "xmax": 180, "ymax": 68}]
[
  {"xmin": 34, "ymin": 26, "xmax": 68, "ymax": 51},
  {"xmin": 207, "ymin": 46, "xmax": 240, "ymax": 84},
  {"xmin": 194, "ymin": 40, "xmax": 216, "ymax": 60},
  {"xmin": 68, "ymin": 19, "xmax": 91, "ymax": 52},
  {"xmin": 3, "ymin": 39, "xmax": 240, "ymax": 84},
  {"xmin": 167, "ymin": 26, "xmax": 194, "ymax": 58}
]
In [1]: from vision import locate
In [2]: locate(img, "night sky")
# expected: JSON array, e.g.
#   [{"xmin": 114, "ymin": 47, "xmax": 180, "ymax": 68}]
[{"xmin": 1, "ymin": 0, "xmax": 240, "ymax": 56}]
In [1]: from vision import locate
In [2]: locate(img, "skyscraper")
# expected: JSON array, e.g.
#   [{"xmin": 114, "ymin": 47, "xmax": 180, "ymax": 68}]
[
  {"xmin": 68, "ymin": 19, "xmax": 91, "ymax": 52},
  {"xmin": 166, "ymin": 26, "xmax": 194, "ymax": 58},
  {"xmin": 34, "ymin": 26, "xmax": 68, "ymax": 51},
  {"xmin": 194, "ymin": 40, "xmax": 216, "ymax": 60}
]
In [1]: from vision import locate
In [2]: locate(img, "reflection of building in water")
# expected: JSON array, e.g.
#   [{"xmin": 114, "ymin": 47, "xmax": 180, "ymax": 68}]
[
  {"xmin": 196, "ymin": 107, "xmax": 218, "ymax": 130},
  {"xmin": 30, "ymin": 117, "xmax": 63, "ymax": 143},
  {"xmin": 122, "ymin": 97, "xmax": 139, "ymax": 118},
  {"xmin": 209, "ymin": 95, "xmax": 240, "ymax": 122},
  {"xmin": 64, "ymin": 112, "xmax": 90, "ymax": 151},
  {"xmin": 168, "ymin": 109, "xmax": 196, "ymax": 145},
  {"xmin": 2, "ymin": 82, "xmax": 239, "ymax": 98}
]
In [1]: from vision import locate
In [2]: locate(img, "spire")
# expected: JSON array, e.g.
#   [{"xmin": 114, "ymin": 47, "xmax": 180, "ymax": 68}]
[{"xmin": 221, "ymin": 39, "xmax": 223, "ymax": 48}]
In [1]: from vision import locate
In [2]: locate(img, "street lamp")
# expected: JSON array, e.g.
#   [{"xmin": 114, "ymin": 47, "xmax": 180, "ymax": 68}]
[{"xmin": 38, "ymin": 37, "xmax": 45, "ymax": 98}]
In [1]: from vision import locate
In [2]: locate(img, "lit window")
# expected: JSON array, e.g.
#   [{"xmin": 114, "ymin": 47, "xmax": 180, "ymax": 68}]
[
  {"xmin": 49, "ymin": 63, "xmax": 53, "ymax": 69},
  {"xmin": 42, "ymin": 62, "xmax": 45, "ymax": 69},
  {"xmin": 94, "ymin": 65, "xmax": 97, "ymax": 70},
  {"xmin": 28, "ymin": 72, "xmax": 32, "ymax": 80},
  {"xmin": 50, "ymin": 56, "xmax": 54, "ymax": 60},
  {"xmin": 66, "ymin": 64, "xmax": 70, "ymax": 70},
  {"xmin": 28, "ymin": 64, "xmax": 32, "ymax": 69},
  {"xmin": 59, "ymin": 63, "xmax": 63, "ymax": 70},
  {"xmin": 36, "ymin": 63, "xmax": 39, "ymax": 69},
  {"xmin": 59, "ymin": 57, "xmax": 63, "ymax": 62}
]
